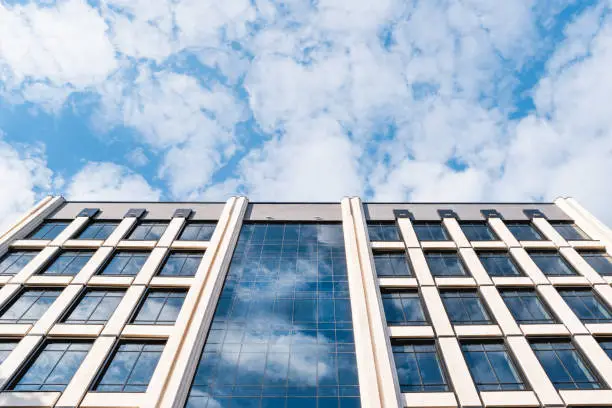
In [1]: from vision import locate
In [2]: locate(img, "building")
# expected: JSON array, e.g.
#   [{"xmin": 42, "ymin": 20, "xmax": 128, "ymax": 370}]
[{"xmin": 0, "ymin": 196, "xmax": 611, "ymax": 408}]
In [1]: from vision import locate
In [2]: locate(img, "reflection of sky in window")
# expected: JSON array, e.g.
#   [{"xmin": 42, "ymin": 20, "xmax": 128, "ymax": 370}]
[{"xmin": 185, "ymin": 223, "xmax": 361, "ymax": 407}]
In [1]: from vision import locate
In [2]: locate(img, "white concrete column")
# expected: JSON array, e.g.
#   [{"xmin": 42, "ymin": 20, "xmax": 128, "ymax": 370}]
[
  {"xmin": 49, "ymin": 216, "xmax": 90, "ymax": 247},
  {"xmin": 132, "ymin": 247, "xmax": 168, "ymax": 285},
  {"xmin": 487, "ymin": 217, "xmax": 520, "ymax": 248},
  {"xmin": 408, "ymin": 248, "xmax": 435, "ymax": 286},
  {"xmin": 103, "ymin": 217, "xmax": 137, "ymax": 247},
  {"xmin": 397, "ymin": 218, "xmax": 420, "ymax": 248},
  {"xmin": 30, "ymin": 285, "xmax": 83, "ymax": 335},
  {"xmin": 421, "ymin": 286, "xmax": 454, "ymax": 337},
  {"xmin": 559, "ymin": 246, "xmax": 606, "ymax": 284},
  {"xmin": 9, "ymin": 246, "xmax": 60, "ymax": 284},
  {"xmin": 532, "ymin": 218, "xmax": 568, "ymax": 247},
  {"xmin": 509, "ymin": 248, "xmax": 549, "ymax": 285},
  {"xmin": 438, "ymin": 337, "xmax": 481, "ymax": 407},
  {"xmin": 537, "ymin": 285, "xmax": 588, "ymax": 334},
  {"xmin": 574, "ymin": 335, "xmax": 612, "ymax": 387},
  {"xmin": 72, "ymin": 246, "xmax": 114, "ymax": 284},
  {"xmin": 442, "ymin": 218, "xmax": 470, "ymax": 248},
  {"xmin": 479, "ymin": 285, "xmax": 522, "ymax": 336},
  {"xmin": 459, "ymin": 248, "xmax": 493, "ymax": 285},
  {"xmin": 0, "ymin": 335, "xmax": 43, "ymax": 389},
  {"xmin": 157, "ymin": 217, "xmax": 186, "ymax": 248}
]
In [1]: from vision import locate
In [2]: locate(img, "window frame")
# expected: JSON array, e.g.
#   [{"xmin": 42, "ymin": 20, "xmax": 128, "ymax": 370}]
[
  {"xmin": 499, "ymin": 289, "xmax": 557, "ymax": 324},
  {"xmin": 529, "ymin": 251, "xmax": 578, "ymax": 276},
  {"xmin": 155, "ymin": 250, "xmax": 204, "ymax": 277},
  {"xmin": 373, "ymin": 251, "xmax": 413, "ymax": 277},
  {"xmin": 367, "ymin": 221, "xmax": 402, "ymax": 242},
  {"xmin": 558, "ymin": 288, "xmax": 612, "ymax": 323},
  {"xmin": 580, "ymin": 251, "xmax": 612, "ymax": 276},
  {"xmin": 129, "ymin": 288, "xmax": 188, "ymax": 326},
  {"xmin": 0, "ymin": 250, "xmax": 39, "ymax": 276},
  {"xmin": 26, "ymin": 220, "xmax": 72, "ymax": 240},
  {"xmin": 391, "ymin": 339, "xmax": 451, "ymax": 393},
  {"xmin": 381, "ymin": 289, "xmax": 429, "ymax": 326},
  {"xmin": 460, "ymin": 222, "xmax": 499, "ymax": 241},
  {"xmin": 61, "ymin": 288, "xmax": 126, "ymax": 325},
  {"xmin": 550, "ymin": 222, "xmax": 591, "ymax": 241},
  {"xmin": 97, "ymin": 250, "xmax": 151, "ymax": 277},
  {"xmin": 177, "ymin": 221, "xmax": 217, "ymax": 241},
  {"xmin": 477, "ymin": 251, "xmax": 523, "ymax": 277},
  {"xmin": 461, "ymin": 340, "xmax": 528, "ymax": 391},
  {"xmin": 76, "ymin": 220, "xmax": 120, "ymax": 240},
  {"xmin": 125, "ymin": 221, "xmax": 169, "ymax": 241},
  {"xmin": 38, "ymin": 250, "xmax": 94, "ymax": 276},
  {"xmin": 412, "ymin": 222, "xmax": 449, "ymax": 241},
  {"xmin": 440, "ymin": 289, "xmax": 494, "ymax": 325},
  {"xmin": 505, "ymin": 222, "xmax": 544, "ymax": 241},
  {"xmin": 0, "ymin": 340, "xmax": 18, "ymax": 365},
  {"xmin": 0, "ymin": 287, "xmax": 63, "ymax": 324},
  {"xmin": 425, "ymin": 251, "xmax": 470, "ymax": 277}
]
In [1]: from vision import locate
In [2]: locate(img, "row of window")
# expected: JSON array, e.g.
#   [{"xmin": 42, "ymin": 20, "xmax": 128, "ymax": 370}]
[
  {"xmin": 27, "ymin": 220, "xmax": 217, "ymax": 242},
  {"xmin": 367, "ymin": 220, "xmax": 591, "ymax": 242},
  {"xmin": 373, "ymin": 249, "xmax": 612, "ymax": 277}
]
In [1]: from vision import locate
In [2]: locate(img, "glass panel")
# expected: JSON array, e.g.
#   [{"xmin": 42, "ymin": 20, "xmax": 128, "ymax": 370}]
[
  {"xmin": 0, "ymin": 341, "xmax": 18, "ymax": 365},
  {"xmin": 381, "ymin": 291, "xmax": 427, "ymax": 325},
  {"xmin": 373, "ymin": 253, "xmax": 411, "ymax": 277},
  {"xmin": 99, "ymin": 251, "xmax": 149, "ymax": 276},
  {"xmin": 500, "ymin": 290, "xmax": 555, "ymax": 324},
  {"xmin": 461, "ymin": 223, "xmax": 497, "ymax": 241},
  {"xmin": 598, "ymin": 340, "xmax": 612, "ymax": 359},
  {"xmin": 64, "ymin": 289, "xmax": 125, "ymax": 324},
  {"xmin": 40, "ymin": 251, "xmax": 93, "ymax": 276},
  {"xmin": 506, "ymin": 223, "xmax": 543, "ymax": 241},
  {"xmin": 0, "ymin": 251, "xmax": 39, "ymax": 276},
  {"xmin": 478, "ymin": 252, "xmax": 521, "ymax": 277},
  {"xmin": 425, "ymin": 252, "xmax": 468, "ymax": 277},
  {"xmin": 367, "ymin": 222, "xmax": 400, "ymax": 241},
  {"xmin": 392, "ymin": 342, "xmax": 449, "ymax": 392},
  {"xmin": 184, "ymin": 223, "xmax": 360, "ymax": 407},
  {"xmin": 532, "ymin": 341, "xmax": 602, "ymax": 389},
  {"xmin": 552, "ymin": 223, "xmax": 590, "ymax": 241},
  {"xmin": 0, "ymin": 289, "xmax": 62, "ymax": 324},
  {"xmin": 158, "ymin": 252, "xmax": 204, "ymax": 277},
  {"xmin": 179, "ymin": 222, "xmax": 217, "ymax": 241},
  {"xmin": 462, "ymin": 342, "xmax": 525, "ymax": 391},
  {"xmin": 441, "ymin": 291, "xmax": 492, "ymax": 325},
  {"xmin": 412, "ymin": 223, "xmax": 448, "ymax": 241},
  {"xmin": 530, "ymin": 252, "xmax": 576, "ymax": 276},
  {"xmin": 132, "ymin": 290, "xmax": 186, "ymax": 325},
  {"xmin": 581, "ymin": 252, "xmax": 612, "ymax": 276},
  {"xmin": 77, "ymin": 221, "xmax": 119, "ymax": 240},
  {"xmin": 28, "ymin": 221, "xmax": 71, "ymax": 240},
  {"xmin": 127, "ymin": 222, "xmax": 168, "ymax": 241},
  {"xmin": 559, "ymin": 290, "xmax": 612, "ymax": 323}
]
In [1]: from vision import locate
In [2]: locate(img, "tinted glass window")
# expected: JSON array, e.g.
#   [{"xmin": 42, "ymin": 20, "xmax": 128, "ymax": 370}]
[
  {"xmin": 157, "ymin": 252, "xmax": 203, "ymax": 277},
  {"xmin": 184, "ymin": 223, "xmax": 361, "ymax": 407},
  {"xmin": 93, "ymin": 341, "xmax": 164, "ymax": 392},
  {"xmin": 599, "ymin": 340, "xmax": 612, "ymax": 359},
  {"xmin": 425, "ymin": 252, "xmax": 468, "ymax": 277},
  {"xmin": 0, "ymin": 341, "xmax": 18, "ymax": 365},
  {"xmin": 382, "ymin": 291, "xmax": 427, "ymax": 326},
  {"xmin": 40, "ymin": 250, "xmax": 93, "ymax": 276},
  {"xmin": 441, "ymin": 291, "xmax": 492, "ymax": 325},
  {"xmin": 462, "ymin": 342, "xmax": 525, "ymax": 391},
  {"xmin": 77, "ymin": 221, "xmax": 119, "ymax": 240},
  {"xmin": 131, "ymin": 290, "xmax": 186, "ymax": 325},
  {"xmin": 99, "ymin": 251, "xmax": 149, "ymax": 276},
  {"xmin": 0, "ymin": 250, "xmax": 39, "ymax": 276},
  {"xmin": 64, "ymin": 289, "xmax": 125, "ymax": 324},
  {"xmin": 28, "ymin": 221, "xmax": 70, "ymax": 240},
  {"xmin": 373, "ymin": 252, "xmax": 412, "ymax": 277},
  {"xmin": 179, "ymin": 222, "xmax": 216, "ymax": 241},
  {"xmin": 530, "ymin": 252, "xmax": 577, "ymax": 276},
  {"xmin": 461, "ymin": 223, "xmax": 497, "ymax": 241},
  {"xmin": 413, "ymin": 222, "xmax": 448, "ymax": 241},
  {"xmin": 506, "ymin": 223, "xmax": 543, "ymax": 241},
  {"xmin": 552, "ymin": 223, "xmax": 590, "ymax": 241},
  {"xmin": 0, "ymin": 288, "xmax": 62, "ymax": 324},
  {"xmin": 10, "ymin": 341, "xmax": 91, "ymax": 391},
  {"xmin": 392, "ymin": 341, "xmax": 449, "ymax": 392},
  {"xmin": 127, "ymin": 222, "xmax": 168, "ymax": 241},
  {"xmin": 559, "ymin": 289, "xmax": 612, "ymax": 323},
  {"xmin": 367, "ymin": 222, "xmax": 400, "ymax": 241},
  {"xmin": 531, "ymin": 340, "xmax": 602, "ymax": 389},
  {"xmin": 478, "ymin": 252, "xmax": 522, "ymax": 277},
  {"xmin": 500, "ymin": 290, "xmax": 555, "ymax": 324},
  {"xmin": 581, "ymin": 252, "xmax": 612, "ymax": 276}
]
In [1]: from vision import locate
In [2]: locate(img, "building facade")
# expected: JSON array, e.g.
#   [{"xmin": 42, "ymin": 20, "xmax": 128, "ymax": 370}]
[{"xmin": 0, "ymin": 196, "xmax": 611, "ymax": 408}]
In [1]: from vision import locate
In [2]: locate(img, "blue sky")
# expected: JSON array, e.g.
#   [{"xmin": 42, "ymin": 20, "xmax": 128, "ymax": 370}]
[{"xmin": 1, "ymin": 0, "xmax": 612, "ymax": 228}]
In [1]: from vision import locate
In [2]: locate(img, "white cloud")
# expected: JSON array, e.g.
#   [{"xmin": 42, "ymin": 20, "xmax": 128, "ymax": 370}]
[{"xmin": 125, "ymin": 147, "xmax": 149, "ymax": 167}]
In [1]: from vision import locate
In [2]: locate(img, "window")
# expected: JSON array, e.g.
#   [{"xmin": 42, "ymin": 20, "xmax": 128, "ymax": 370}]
[
  {"xmin": 27, "ymin": 221, "xmax": 70, "ymax": 240},
  {"xmin": 0, "ymin": 341, "xmax": 18, "ymax": 365},
  {"xmin": 131, "ymin": 290, "xmax": 186, "ymax": 325},
  {"xmin": 478, "ymin": 252, "xmax": 522, "ymax": 277},
  {"xmin": 0, "ymin": 250, "xmax": 39, "ymax": 276},
  {"xmin": 425, "ymin": 252, "xmax": 468, "ymax": 277},
  {"xmin": 381, "ymin": 290, "xmax": 427, "ymax": 325},
  {"xmin": 500, "ymin": 290, "xmax": 556, "ymax": 324},
  {"xmin": 598, "ymin": 339, "xmax": 612, "ymax": 359},
  {"xmin": 63, "ymin": 289, "xmax": 125, "ymax": 324},
  {"xmin": 39, "ymin": 250, "xmax": 93, "ymax": 276},
  {"xmin": 368, "ymin": 221, "xmax": 401, "ymax": 241},
  {"xmin": 552, "ymin": 222, "xmax": 590, "ymax": 241},
  {"xmin": 157, "ymin": 252, "xmax": 203, "ymax": 277},
  {"xmin": 531, "ymin": 340, "xmax": 603, "ymax": 389},
  {"xmin": 93, "ymin": 341, "xmax": 164, "ymax": 392},
  {"xmin": 441, "ymin": 290, "xmax": 492, "ymax": 325},
  {"xmin": 559, "ymin": 289, "xmax": 612, "ymax": 323},
  {"xmin": 460, "ymin": 222, "xmax": 498, "ymax": 241},
  {"xmin": 530, "ymin": 252, "xmax": 577, "ymax": 276},
  {"xmin": 178, "ymin": 222, "xmax": 216, "ymax": 241},
  {"xmin": 0, "ymin": 288, "xmax": 62, "ymax": 324},
  {"xmin": 9, "ymin": 341, "xmax": 91, "ymax": 391},
  {"xmin": 77, "ymin": 221, "xmax": 119, "ymax": 240},
  {"xmin": 413, "ymin": 222, "xmax": 448, "ymax": 241},
  {"xmin": 506, "ymin": 222, "xmax": 543, "ymax": 241},
  {"xmin": 99, "ymin": 251, "xmax": 149, "ymax": 276},
  {"xmin": 126, "ymin": 222, "xmax": 168, "ymax": 241},
  {"xmin": 462, "ymin": 342, "xmax": 525, "ymax": 391},
  {"xmin": 373, "ymin": 252, "xmax": 412, "ymax": 277},
  {"xmin": 581, "ymin": 251, "xmax": 612, "ymax": 276},
  {"xmin": 392, "ymin": 341, "xmax": 449, "ymax": 392}
]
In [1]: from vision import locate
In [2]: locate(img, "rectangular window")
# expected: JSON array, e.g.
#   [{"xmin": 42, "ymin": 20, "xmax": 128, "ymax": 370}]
[
  {"xmin": 506, "ymin": 222, "xmax": 543, "ymax": 241},
  {"xmin": 413, "ymin": 222, "xmax": 448, "ymax": 241},
  {"xmin": 63, "ymin": 289, "xmax": 125, "ymax": 324},
  {"xmin": 0, "ymin": 250, "xmax": 39, "ymax": 276},
  {"xmin": 551, "ymin": 222, "xmax": 590, "ymax": 241},
  {"xmin": 392, "ymin": 341, "xmax": 449, "ymax": 392},
  {"xmin": 131, "ymin": 290, "xmax": 186, "ymax": 325},
  {"xmin": 425, "ymin": 252, "xmax": 468, "ymax": 277},
  {"xmin": 580, "ymin": 251, "xmax": 612, "ymax": 276},
  {"xmin": 9, "ymin": 341, "xmax": 91, "ymax": 391},
  {"xmin": 39, "ymin": 250, "xmax": 93, "ymax": 276},
  {"xmin": 93, "ymin": 341, "xmax": 164, "ymax": 392},
  {"xmin": 178, "ymin": 222, "xmax": 216, "ymax": 241},
  {"xmin": 368, "ymin": 221, "xmax": 401, "ymax": 241},
  {"xmin": 559, "ymin": 289, "xmax": 612, "ymax": 323},
  {"xmin": 460, "ymin": 222, "xmax": 498, "ymax": 241},
  {"xmin": 381, "ymin": 290, "xmax": 427, "ymax": 325},
  {"xmin": 0, "ymin": 288, "xmax": 62, "ymax": 324},
  {"xmin": 126, "ymin": 222, "xmax": 168, "ymax": 241},
  {"xmin": 27, "ymin": 221, "xmax": 71, "ymax": 240},
  {"xmin": 500, "ymin": 289, "xmax": 556, "ymax": 324},
  {"xmin": 77, "ymin": 221, "xmax": 119, "ymax": 240},
  {"xmin": 0, "ymin": 340, "xmax": 18, "ymax": 365},
  {"xmin": 530, "ymin": 252, "xmax": 577, "ymax": 276},
  {"xmin": 373, "ymin": 252, "xmax": 412, "ymax": 277},
  {"xmin": 98, "ymin": 251, "xmax": 149, "ymax": 276},
  {"xmin": 531, "ymin": 340, "xmax": 603, "ymax": 389},
  {"xmin": 598, "ymin": 339, "xmax": 612, "ymax": 359},
  {"xmin": 462, "ymin": 342, "xmax": 526, "ymax": 391},
  {"xmin": 157, "ymin": 252, "xmax": 203, "ymax": 277},
  {"xmin": 478, "ymin": 252, "xmax": 522, "ymax": 277},
  {"xmin": 441, "ymin": 290, "xmax": 492, "ymax": 325}
]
